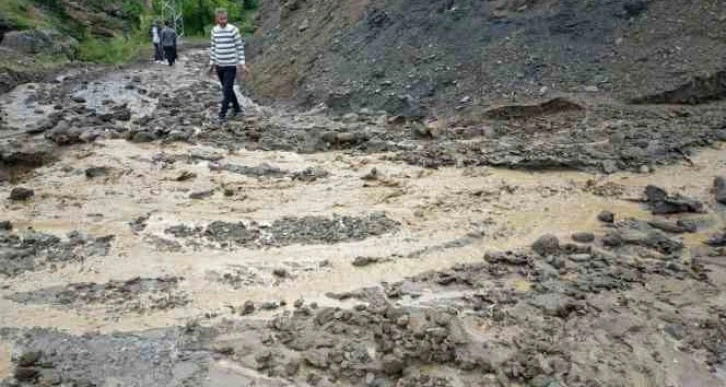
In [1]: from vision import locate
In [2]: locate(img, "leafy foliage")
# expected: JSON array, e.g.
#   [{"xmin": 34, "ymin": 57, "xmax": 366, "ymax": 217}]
[{"xmin": 155, "ymin": 0, "xmax": 257, "ymax": 36}]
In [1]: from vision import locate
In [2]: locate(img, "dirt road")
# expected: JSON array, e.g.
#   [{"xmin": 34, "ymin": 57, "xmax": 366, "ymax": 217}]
[{"xmin": 0, "ymin": 50, "xmax": 725, "ymax": 386}]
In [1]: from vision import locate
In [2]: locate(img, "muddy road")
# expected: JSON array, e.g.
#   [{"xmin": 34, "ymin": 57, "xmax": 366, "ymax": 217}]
[{"xmin": 0, "ymin": 50, "xmax": 726, "ymax": 386}]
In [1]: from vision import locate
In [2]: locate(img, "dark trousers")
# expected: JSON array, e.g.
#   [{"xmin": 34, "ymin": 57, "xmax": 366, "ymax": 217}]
[
  {"xmin": 216, "ymin": 66, "xmax": 240, "ymax": 118},
  {"xmin": 153, "ymin": 43, "xmax": 164, "ymax": 61},
  {"xmin": 163, "ymin": 46, "xmax": 176, "ymax": 66}
]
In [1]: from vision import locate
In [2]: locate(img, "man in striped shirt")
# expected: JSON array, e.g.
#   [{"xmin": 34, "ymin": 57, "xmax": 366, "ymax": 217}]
[{"xmin": 208, "ymin": 9, "xmax": 248, "ymax": 121}]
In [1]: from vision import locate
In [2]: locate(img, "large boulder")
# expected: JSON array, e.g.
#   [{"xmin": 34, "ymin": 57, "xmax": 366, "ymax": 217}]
[
  {"xmin": 715, "ymin": 177, "xmax": 726, "ymax": 205},
  {"xmin": 0, "ymin": 15, "xmax": 14, "ymax": 43},
  {"xmin": 1, "ymin": 29, "xmax": 78, "ymax": 58}
]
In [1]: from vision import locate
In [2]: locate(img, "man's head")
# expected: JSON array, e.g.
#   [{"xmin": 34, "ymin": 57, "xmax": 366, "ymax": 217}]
[
  {"xmin": 215, "ymin": 9, "xmax": 228, "ymax": 27},
  {"xmin": 165, "ymin": 20, "xmax": 172, "ymax": 28}
]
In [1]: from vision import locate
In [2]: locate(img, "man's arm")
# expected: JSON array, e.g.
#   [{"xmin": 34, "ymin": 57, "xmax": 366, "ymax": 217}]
[
  {"xmin": 209, "ymin": 27, "xmax": 216, "ymax": 72},
  {"xmin": 234, "ymin": 28, "xmax": 246, "ymax": 68}
]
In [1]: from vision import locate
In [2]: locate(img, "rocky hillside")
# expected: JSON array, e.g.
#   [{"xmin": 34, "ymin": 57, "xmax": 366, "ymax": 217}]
[
  {"xmin": 0, "ymin": 0, "xmax": 146, "ymax": 93},
  {"xmin": 247, "ymin": 0, "xmax": 726, "ymax": 117}
]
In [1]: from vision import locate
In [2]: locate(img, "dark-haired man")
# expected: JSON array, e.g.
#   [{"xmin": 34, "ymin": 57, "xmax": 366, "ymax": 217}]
[{"xmin": 208, "ymin": 8, "xmax": 248, "ymax": 121}]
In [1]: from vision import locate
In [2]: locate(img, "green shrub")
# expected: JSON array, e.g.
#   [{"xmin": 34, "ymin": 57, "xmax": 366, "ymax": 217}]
[{"xmin": 78, "ymin": 36, "xmax": 140, "ymax": 63}]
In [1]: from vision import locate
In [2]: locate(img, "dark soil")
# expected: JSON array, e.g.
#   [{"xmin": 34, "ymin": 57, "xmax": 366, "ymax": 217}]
[
  {"xmin": 153, "ymin": 213, "xmax": 400, "ymax": 250},
  {"xmin": 248, "ymin": 0, "xmax": 726, "ymax": 117},
  {"xmin": 6, "ymin": 276, "xmax": 189, "ymax": 314},
  {"xmin": 0, "ymin": 230, "xmax": 113, "ymax": 277}
]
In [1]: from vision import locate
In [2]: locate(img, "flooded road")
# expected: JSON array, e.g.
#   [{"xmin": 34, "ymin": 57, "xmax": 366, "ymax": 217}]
[
  {"xmin": 1, "ymin": 50, "xmax": 725, "ymax": 386},
  {"xmin": 1, "ymin": 137, "xmax": 724, "ymax": 333}
]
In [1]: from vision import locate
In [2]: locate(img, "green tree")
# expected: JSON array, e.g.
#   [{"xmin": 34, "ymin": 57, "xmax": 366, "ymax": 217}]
[{"xmin": 154, "ymin": 0, "xmax": 248, "ymax": 36}]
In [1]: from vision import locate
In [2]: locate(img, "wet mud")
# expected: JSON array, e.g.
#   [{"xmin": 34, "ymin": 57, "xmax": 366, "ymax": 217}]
[
  {"xmin": 1, "ymin": 49, "xmax": 726, "ymax": 386},
  {"xmin": 151, "ymin": 213, "xmax": 399, "ymax": 251},
  {"xmin": 0, "ymin": 230, "xmax": 113, "ymax": 277},
  {"xmin": 6, "ymin": 276, "xmax": 189, "ymax": 314}
]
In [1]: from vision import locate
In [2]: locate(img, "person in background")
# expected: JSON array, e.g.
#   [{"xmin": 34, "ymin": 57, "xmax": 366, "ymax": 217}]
[
  {"xmin": 151, "ymin": 20, "xmax": 164, "ymax": 64},
  {"xmin": 208, "ymin": 8, "xmax": 248, "ymax": 121},
  {"xmin": 161, "ymin": 20, "xmax": 178, "ymax": 66}
]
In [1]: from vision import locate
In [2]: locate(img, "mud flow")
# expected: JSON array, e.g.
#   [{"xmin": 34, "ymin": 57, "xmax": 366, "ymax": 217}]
[{"xmin": 1, "ymin": 50, "xmax": 726, "ymax": 386}]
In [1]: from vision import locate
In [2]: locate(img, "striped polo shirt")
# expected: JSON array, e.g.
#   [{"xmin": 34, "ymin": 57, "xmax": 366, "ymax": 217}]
[{"xmin": 210, "ymin": 24, "xmax": 246, "ymax": 67}]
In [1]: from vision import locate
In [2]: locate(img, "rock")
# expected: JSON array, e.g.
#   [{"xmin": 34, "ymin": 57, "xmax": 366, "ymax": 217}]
[
  {"xmin": 175, "ymin": 171, "xmax": 197, "ymax": 181},
  {"xmin": 644, "ymin": 185, "xmax": 668, "ymax": 203},
  {"xmin": 273, "ymin": 268, "xmax": 289, "ymax": 278},
  {"xmin": 606, "ymin": 228, "xmax": 684, "ymax": 254},
  {"xmin": 71, "ymin": 94, "xmax": 86, "ymax": 103},
  {"xmin": 17, "ymin": 351, "xmax": 42, "ymax": 367},
  {"xmin": 529, "ymin": 294, "xmax": 581, "ymax": 318},
  {"xmin": 25, "ymin": 118, "xmax": 57, "ymax": 134},
  {"xmin": 292, "ymin": 167, "xmax": 330, "ymax": 182},
  {"xmin": 715, "ymin": 177, "xmax": 726, "ymax": 205},
  {"xmin": 623, "ymin": 0, "xmax": 648, "ymax": 17},
  {"xmin": 572, "ymin": 232, "xmax": 595, "ymax": 243},
  {"xmin": 361, "ymin": 168, "xmax": 378, "ymax": 181},
  {"xmin": 0, "ymin": 220, "xmax": 12, "ymax": 230},
  {"xmin": 601, "ymin": 160, "xmax": 619, "ymax": 174},
  {"xmin": 223, "ymin": 188, "xmax": 235, "ymax": 197},
  {"xmin": 342, "ymin": 112, "xmax": 360, "ymax": 122},
  {"xmin": 240, "ymin": 301, "xmax": 255, "ymax": 315},
  {"xmin": 0, "ymin": 169, "xmax": 9, "ymax": 184},
  {"xmin": 396, "ymin": 314, "xmax": 410, "ymax": 327},
  {"xmin": 166, "ymin": 130, "xmax": 190, "ymax": 142},
  {"xmin": 9, "ymin": 187, "xmax": 34, "ymax": 201},
  {"xmin": 284, "ymin": 359, "xmax": 300, "ymax": 377},
  {"xmin": 112, "ymin": 107, "xmax": 132, "ymax": 121},
  {"xmin": 352, "ymin": 256, "xmax": 380, "ymax": 267},
  {"xmin": 304, "ymin": 349, "xmax": 329, "ymax": 369},
  {"xmin": 598, "ymin": 211, "xmax": 615, "ymax": 223},
  {"xmin": 530, "ymin": 374, "xmax": 558, "ymax": 387},
  {"xmin": 38, "ymin": 369, "xmax": 61, "ymax": 385},
  {"xmin": 130, "ymin": 131, "xmax": 157, "ymax": 143},
  {"xmin": 644, "ymin": 185, "xmax": 703, "ymax": 214},
  {"xmin": 584, "ymin": 85, "xmax": 599, "ymax": 93},
  {"xmin": 85, "ymin": 166, "xmax": 110, "ymax": 178},
  {"xmin": 189, "ymin": 190, "xmax": 214, "ymax": 200},
  {"xmin": 647, "ymin": 219, "xmax": 694, "ymax": 234},
  {"xmin": 706, "ymin": 232, "xmax": 726, "ymax": 247},
  {"xmin": 0, "ymin": 142, "xmax": 56, "ymax": 166},
  {"xmin": 532, "ymin": 234, "xmax": 560, "ymax": 256},
  {"xmin": 14, "ymin": 366, "xmax": 39, "ymax": 382},
  {"xmin": 190, "ymin": 149, "xmax": 224, "ymax": 162},
  {"xmin": 569, "ymin": 253, "xmax": 591, "ymax": 262},
  {"xmin": 260, "ymin": 301, "xmax": 279, "ymax": 310},
  {"xmin": 53, "ymin": 120, "xmax": 70, "ymax": 133},
  {"xmin": 383, "ymin": 94, "xmax": 425, "ymax": 120},
  {"xmin": 381, "ymin": 354, "xmax": 405, "ymax": 375},
  {"xmin": 1, "ymin": 29, "xmax": 78, "ymax": 57}
]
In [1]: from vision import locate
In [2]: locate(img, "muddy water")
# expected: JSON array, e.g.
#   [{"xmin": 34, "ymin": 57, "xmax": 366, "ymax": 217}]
[
  {"xmin": 1, "ymin": 50, "xmax": 725, "ymax": 338},
  {"xmin": 1, "ymin": 134, "xmax": 724, "ymax": 334}
]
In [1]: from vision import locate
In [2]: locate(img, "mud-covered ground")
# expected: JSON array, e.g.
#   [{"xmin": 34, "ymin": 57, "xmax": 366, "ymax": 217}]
[{"xmin": 1, "ymin": 50, "xmax": 726, "ymax": 386}]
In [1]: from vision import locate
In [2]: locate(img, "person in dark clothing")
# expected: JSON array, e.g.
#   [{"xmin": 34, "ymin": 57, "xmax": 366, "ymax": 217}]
[
  {"xmin": 151, "ymin": 21, "xmax": 164, "ymax": 63},
  {"xmin": 208, "ymin": 9, "xmax": 247, "ymax": 121},
  {"xmin": 160, "ymin": 21, "xmax": 177, "ymax": 66}
]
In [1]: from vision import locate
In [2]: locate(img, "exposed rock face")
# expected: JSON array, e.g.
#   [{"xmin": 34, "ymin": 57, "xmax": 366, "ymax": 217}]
[{"xmin": 1, "ymin": 29, "xmax": 78, "ymax": 58}]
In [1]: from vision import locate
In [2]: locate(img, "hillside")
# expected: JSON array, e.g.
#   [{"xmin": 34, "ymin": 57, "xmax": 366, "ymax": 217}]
[
  {"xmin": 247, "ymin": 0, "xmax": 726, "ymax": 117},
  {"xmin": 0, "ymin": 0, "xmax": 146, "ymax": 92}
]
